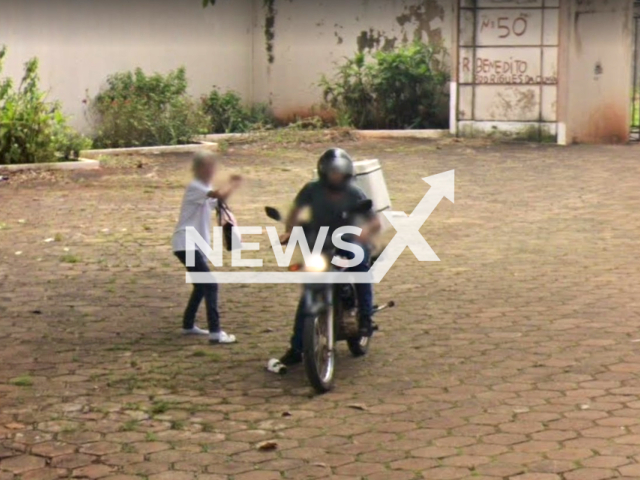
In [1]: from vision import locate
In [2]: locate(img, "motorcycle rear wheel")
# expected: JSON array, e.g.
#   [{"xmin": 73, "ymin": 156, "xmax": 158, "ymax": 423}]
[
  {"xmin": 303, "ymin": 313, "xmax": 335, "ymax": 393},
  {"xmin": 339, "ymin": 284, "xmax": 371, "ymax": 357}
]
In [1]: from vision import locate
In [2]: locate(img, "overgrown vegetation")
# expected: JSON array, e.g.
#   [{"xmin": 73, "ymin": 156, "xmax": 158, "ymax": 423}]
[
  {"xmin": 88, "ymin": 67, "xmax": 207, "ymax": 148},
  {"xmin": 201, "ymin": 87, "xmax": 273, "ymax": 133},
  {"xmin": 215, "ymin": 117, "xmax": 355, "ymax": 150},
  {"xmin": 0, "ymin": 46, "xmax": 90, "ymax": 165},
  {"xmin": 320, "ymin": 42, "xmax": 449, "ymax": 130}
]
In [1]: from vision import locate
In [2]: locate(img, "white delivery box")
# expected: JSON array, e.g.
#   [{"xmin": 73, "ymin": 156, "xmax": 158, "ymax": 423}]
[{"xmin": 353, "ymin": 159, "xmax": 392, "ymax": 231}]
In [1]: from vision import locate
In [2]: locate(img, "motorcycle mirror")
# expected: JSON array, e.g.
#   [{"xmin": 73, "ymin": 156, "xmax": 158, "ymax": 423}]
[{"xmin": 265, "ymin": 207, "xmax": 282, "ymax": 222}]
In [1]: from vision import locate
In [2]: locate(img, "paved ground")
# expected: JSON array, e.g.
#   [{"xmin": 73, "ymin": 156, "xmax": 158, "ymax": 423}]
[{"xmin": 2, "ymin": 136, "xmax": 640, "ymax": 480}]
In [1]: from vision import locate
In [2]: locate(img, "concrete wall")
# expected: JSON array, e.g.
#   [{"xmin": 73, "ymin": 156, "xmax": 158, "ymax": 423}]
[
  {"xmin": 0, "ymin": 0, "xmax": 454, "ymax": 130},
  {"xmin": 0, "ymin": 0, "xmax": 254, "ymax": 130},
  {"xmin": 557, "ymin": 0, "xmax": 634, "ymax": 144},
  {"xmin": 251, "ymin": 0, "xmax": 454, "ymax": 121}
]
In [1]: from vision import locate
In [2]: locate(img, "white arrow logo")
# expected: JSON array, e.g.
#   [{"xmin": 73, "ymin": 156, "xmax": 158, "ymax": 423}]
[
  {"xmin": 370, "ymin": 170, "xmax": 455, "ymax": 283},
  {"xmin": 186, "ymin": 170, "xmax": 454, "ymax": 284}
]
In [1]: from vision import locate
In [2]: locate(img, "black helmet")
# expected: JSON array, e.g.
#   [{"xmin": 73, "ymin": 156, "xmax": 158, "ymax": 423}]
[{"xmin": 317, "ymin": 148, "xmax": 354, "ymax": 191}]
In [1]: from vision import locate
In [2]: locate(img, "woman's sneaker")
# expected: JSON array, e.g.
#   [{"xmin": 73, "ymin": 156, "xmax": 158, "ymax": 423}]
[
  {"xmin": 183, "ymin": 326, "xmax": 209, "ymax": 336},
  {"xmin": 209, "ymin": 331, "xmax": 237, "ymax": 344}
]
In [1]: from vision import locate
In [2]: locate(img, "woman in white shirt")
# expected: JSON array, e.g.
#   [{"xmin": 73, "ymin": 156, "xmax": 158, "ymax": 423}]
[{"xmin": 172, "ymin": 152, "xmax": 242, "ymax": 344}]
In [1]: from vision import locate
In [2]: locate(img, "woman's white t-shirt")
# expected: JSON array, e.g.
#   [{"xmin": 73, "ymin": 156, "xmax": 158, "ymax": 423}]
[{"xmin": 172, "ymin": 180, "xmax": 217, "ymax": 252}]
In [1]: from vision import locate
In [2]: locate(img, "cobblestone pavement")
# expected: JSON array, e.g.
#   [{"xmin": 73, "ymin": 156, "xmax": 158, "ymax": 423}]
[{"xmin": 2, "ymin": 138, "xmax": 640, "ymax": 480}]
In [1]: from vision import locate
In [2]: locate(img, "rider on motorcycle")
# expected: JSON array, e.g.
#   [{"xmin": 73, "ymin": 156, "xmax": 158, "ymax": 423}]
[{"xmin": 278, "ymin": 148, "xmax": 382, "ymax": 366}]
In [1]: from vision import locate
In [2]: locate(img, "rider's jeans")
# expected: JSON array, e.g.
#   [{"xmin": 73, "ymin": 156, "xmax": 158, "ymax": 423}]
[{"xmin": 291, "ymin": 243, "xmax": 373, "ymax": 352}]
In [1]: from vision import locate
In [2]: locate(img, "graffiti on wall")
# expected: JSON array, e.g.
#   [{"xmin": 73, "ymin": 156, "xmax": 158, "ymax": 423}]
[
  {"xmin": 461, "ymin": 55, "xmax": 558, "ymax": 85},
  {"xmin": 457, "ymin": 0, "xmax": 559, "ymax": 125}
]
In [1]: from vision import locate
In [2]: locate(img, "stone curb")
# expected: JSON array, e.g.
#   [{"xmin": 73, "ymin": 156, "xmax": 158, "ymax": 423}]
[
  {"xmin": 0, "ymin": 141, "xmax": 219, "ymax": 172},
  {"xmin": 353, "ymin": 129, "xmax": 450, "ymax": 139},
  {"xmin": 0, "ymin": 157, "xmax": 100, "ymax": 172},
  {"xmin": 82, "ymin": 141, "xmax": 218, "ymax": 157},
  {"xmin": 200, "ymin": 130, "xmax": 450, "ymax": 142},
  {"xmin": 200, "ymin": 133, "xmax": 249, "ymax": 142}
]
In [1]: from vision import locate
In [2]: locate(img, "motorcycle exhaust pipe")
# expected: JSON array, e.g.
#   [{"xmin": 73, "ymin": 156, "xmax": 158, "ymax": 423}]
[{"xmin": 373, "ymin": 301, "xmax": 395, "ymax": 314}]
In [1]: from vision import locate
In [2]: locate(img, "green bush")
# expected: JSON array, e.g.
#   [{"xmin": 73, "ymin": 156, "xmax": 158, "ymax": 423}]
[
  {"xmin": 201, "ymin": 87, "xmax": 273, "ymax": 133},
  {"xmin": 320, "ymin": 42, "xmax": 449, "ymax": 130},
  {"xmin": 0, "ymin": 46, "xmax": 90, "ymax": 165},
  {"xmin": 89, "ymin": 67, "xmax": 207, "ymax": 148}
]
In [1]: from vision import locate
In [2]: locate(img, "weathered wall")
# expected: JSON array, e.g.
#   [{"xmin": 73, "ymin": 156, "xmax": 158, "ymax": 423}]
[
  {"xmin": 557, "ymin": 0, "xmax": 634, "ymax": 144},
  {"xmin": 3, "ymin": 0, "xmax": 632, "ymax": 143},
  {"xmin": 0, "ymin": 0, "xmax": 253, "ymax": 130},
  {"xmin": 250, "ymin": 0, "xmax": 454, "ymax": 121}
]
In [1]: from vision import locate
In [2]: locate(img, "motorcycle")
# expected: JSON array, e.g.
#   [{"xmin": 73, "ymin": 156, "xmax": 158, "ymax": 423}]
[{"xmin": 265, "ymin": 201, "xmax": 395, "ymax": 393}]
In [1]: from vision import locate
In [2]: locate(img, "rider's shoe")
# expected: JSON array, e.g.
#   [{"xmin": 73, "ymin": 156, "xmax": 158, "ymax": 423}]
[
  {"xmin": 280, "ymin": 348, "xmax": 303, "ymax": 366},
  {"xmin": 359, "ymin": 317, "xmax": 374, "ymax": 338}
]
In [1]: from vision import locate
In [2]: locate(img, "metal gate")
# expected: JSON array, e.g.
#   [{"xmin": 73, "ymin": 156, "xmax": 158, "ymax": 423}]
[{"xmin": 632, "ymin": 12, "xmax": 640, "ymax": 140}]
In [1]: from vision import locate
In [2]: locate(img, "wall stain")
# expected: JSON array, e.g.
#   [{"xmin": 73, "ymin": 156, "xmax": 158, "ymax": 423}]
[
  {"xmin": 382, "ymin": 36, "xmax": 397, "ymax": 51},
  {"xmin": 492, "ymin": 87, "xmax": 537, "ymax": 119},
  {"xmin": 264, "ymin": 0, "xmax": 277, "ymax": 64},
  {"xmin": 583, "ymin": 103, "xmax": 628, "ymax": 143},
  {"xmin": 357, "ymin": 29, "xmax": 381, "ymax": 52},
  {"xmin": 334, "ymin": 23, "xmax": 344, "ymax": 45},
  {"xmin": 396, "ymin": 0, "xmax": 445, "ymax": 45},
  {"xmin": 209, "ymin": 0, "xmax": 279, "ymax": 64},
  {"xmin": 356, "ymin": 29, "xmax": 398, "ymax": 53},
  {"xmin": 355, "ymin": 0, "xmax": 444, "ymax": 54}
]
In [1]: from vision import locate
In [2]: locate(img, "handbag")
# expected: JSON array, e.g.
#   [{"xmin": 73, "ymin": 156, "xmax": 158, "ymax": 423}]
[{"xmin": 217, "ymin": 201, "xmax": 242, "ymax": 251}]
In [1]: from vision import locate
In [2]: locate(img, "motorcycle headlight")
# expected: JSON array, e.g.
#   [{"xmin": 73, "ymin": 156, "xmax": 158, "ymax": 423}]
[{"xmin": 305, "ymin": 255, "xmax": 328, "ymax": 272}]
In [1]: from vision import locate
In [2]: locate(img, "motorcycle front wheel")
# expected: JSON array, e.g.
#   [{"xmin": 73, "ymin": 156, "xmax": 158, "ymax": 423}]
[{"xmin": 303, "ymin": 312, "xmax": 335, "ymax": 393}]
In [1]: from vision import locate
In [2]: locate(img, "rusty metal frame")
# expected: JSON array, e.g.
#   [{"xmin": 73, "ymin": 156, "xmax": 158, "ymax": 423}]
[{"xmin": 457, "ymin": 0, "xmax": 559, "ymax": 134}]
